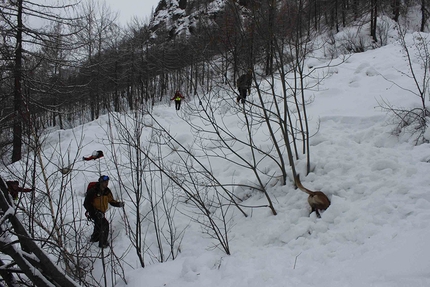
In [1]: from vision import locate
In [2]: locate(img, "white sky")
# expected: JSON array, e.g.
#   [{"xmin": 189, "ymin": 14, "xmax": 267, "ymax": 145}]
[
  {"xmin": 26, "ymin": 0, "xmax": 160, "ymax": 28},
  {"xmin": 104, "ymin": 0, "xmax": 160, "ymax": 26}
]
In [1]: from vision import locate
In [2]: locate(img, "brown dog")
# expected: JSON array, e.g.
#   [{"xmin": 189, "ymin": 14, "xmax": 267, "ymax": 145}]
[{"xmin": 295, "ymin": 175, "xmax": 330, "ymax": 218}]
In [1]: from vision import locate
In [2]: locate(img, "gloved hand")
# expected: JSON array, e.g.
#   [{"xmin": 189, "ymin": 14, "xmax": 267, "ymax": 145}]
[
  {"xmin": 117, "ymin": 202, "xmax": 124, "ymax": 208},
  {"xmin": 96, "ymin": 211, "xmax": 104, "ymax": 219}
]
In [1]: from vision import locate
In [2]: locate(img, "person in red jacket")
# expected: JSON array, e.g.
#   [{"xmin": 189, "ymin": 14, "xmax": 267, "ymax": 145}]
[
  {"xmin": 6, "ymin": 181, "xmax": 33, "ymax": 200},
  {"xmin": 171, "ymin": 90, "xmax": 185, "ymax": 110}
]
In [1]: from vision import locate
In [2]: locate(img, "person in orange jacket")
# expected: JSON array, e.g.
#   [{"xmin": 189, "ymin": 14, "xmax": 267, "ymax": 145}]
[
  {"xmin": 171, "ymin": 90, "xmax": 185, "ymax": 110},
  {"xmin": 83, "ymin": 175, "xmax": 124, "ymax": 248}
]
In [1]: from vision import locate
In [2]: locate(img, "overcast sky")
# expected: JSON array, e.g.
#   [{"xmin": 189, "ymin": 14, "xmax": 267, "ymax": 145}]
[{"xmin": 104, "ymin": 0, "xmax": 160, "ymax": 26}]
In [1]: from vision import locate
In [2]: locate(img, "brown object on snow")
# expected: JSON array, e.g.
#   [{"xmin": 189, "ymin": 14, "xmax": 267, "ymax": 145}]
[{"xmin": 295, "ymin": 175, "xmax": 330, "ymax": 218}]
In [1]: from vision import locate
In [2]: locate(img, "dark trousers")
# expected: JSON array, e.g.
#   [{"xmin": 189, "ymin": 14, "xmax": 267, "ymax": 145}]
[
  {"xmin": 91, "ymin": 216, "xmax": 109, "ymax": 247},
  {"xmin": 237, "ymin": 88, "xmax": 248, "ymax": 104},
  {"xmin": 175, "ymin": 100, "xmax": 181, "ymax": 110}
]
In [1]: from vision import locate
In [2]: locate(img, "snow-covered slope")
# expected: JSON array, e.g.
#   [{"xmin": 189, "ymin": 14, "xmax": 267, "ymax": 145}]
[
  {"xmin": 114, "ymin": 31, "xmax": 430, "ymax": 286},
  {"xmin": 3, "ymin": 10, "xmax": 430, "ymax": 287}
]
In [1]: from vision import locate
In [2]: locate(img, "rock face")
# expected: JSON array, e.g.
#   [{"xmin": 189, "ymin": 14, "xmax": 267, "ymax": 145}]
[
  {"xmin": 148, "ymin": 0, "xmax": 228, "ymax": 39},
  {"xmin": 178, "ymin": 0, "xmax": 187, "ymax": 9}
]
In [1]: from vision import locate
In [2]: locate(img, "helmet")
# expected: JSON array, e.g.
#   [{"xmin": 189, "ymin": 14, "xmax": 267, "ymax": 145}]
[{"xmin": 99, "ymin": 175, "xmax": 109, "ymax": 182}]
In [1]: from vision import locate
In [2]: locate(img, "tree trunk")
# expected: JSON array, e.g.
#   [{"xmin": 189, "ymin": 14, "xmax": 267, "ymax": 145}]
[
  {"xmin": 392, "ymin": 0, "xmax": 400, "ymax": 22},
  {"xmin": 421, "ymin": 0, "xmax": 427, "ymax": 32},
  {"xmin": 12, "ymin": 0, "xmax": 23, "ymax": 163},
  {"xmin": 370, "ymin": 0, "xmax": 378, "ymax": 42}
]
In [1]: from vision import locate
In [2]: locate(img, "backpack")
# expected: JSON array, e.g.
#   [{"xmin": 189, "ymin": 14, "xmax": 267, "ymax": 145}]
[
  {"xmin": 84, "ymin": 182, "xmax": 98, "ymax": 212},
  {"xmin": 237, "ymin": 73, "xmax": 252, "ymax": 88},
  {"xmin": 86, "ymin": 182, "xmax": 98, "ymax": 196}
]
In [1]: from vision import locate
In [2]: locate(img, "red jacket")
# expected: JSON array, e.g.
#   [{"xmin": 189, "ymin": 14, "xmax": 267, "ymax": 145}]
[
  {"xmin": 171, "ymin": 91, "xmax": 184, "ymax": 101},
  {"xmin": 6, "ymin": 181, "xmax": 33, "ymax": 200}
]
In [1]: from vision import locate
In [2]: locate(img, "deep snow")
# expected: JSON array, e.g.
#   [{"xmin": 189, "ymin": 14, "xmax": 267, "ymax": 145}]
[
  {"xmin": 116, "ymin": 28, "xmax": 430, "ymax": 286},
  {"xmin": 107, "ymin": 28, "xmax": 430, "ymax": 286}
]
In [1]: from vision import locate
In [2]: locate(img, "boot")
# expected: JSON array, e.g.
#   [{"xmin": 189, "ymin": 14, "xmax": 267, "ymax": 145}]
[
  {"xmin": 90, "ymin": 235, "xmax": 99, "ymax": 242},
  {"xmin": 99, "ymin": 241, "xmax": 109, "ymax": 248}
]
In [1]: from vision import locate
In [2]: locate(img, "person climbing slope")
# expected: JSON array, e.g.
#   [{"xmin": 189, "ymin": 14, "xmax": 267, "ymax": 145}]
[
  {"xmin": 171, "ymin": 90, "xmax": 185, "ymax": 110},
  {"xmin": 83, "ymin": 175, "xmax": 124, "ymax": 248},
  {"xmin": 236, "ymin": 69, "xmax": 252, "ymax": 104}
]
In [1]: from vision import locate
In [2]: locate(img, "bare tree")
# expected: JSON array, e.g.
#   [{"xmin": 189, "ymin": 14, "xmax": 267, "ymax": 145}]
[
  {"xmin": 0, "ymin": 0, "xmax": 81, "ymax": 163},
  {"xmin": 0, "ymin": 176, "xmax": 81, "ymax": 286},
  {"xmin": 379, "ymin": 26, "xmax": 430, "ymax": 143},
  {"xmin": 420, "ymin": 0, "xmax": 430, "ymax": 32},
  {"xmin": 107, "ymin": 109, "xmax": 186, "ymax": 265},
  {"xmin": 71, "ymin": 0, "xmax": 119, "ymax": 120},
  {"xmin": 133, "ymin": 109, "xmax": 246, "ymax": 254}
]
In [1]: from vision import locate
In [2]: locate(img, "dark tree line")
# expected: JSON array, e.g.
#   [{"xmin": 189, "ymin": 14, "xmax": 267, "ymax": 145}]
[{"xmin": 1, "ymin": 0, "xmax": 82, "ymax": 164}]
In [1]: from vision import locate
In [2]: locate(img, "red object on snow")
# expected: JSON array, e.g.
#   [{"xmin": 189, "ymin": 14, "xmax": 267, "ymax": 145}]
[
  {"xmin": 83, "ymin": 150, "xmax": 104, "ymax": 161},
  {"xmin": 6, "ymin": 181, "xmax": 34, "ymax": 200}
]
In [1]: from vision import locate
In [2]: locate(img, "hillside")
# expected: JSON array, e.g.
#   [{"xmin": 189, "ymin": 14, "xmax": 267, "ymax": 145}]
[
  {"xmin": 113, "ymin": 25, "xmax": 430, "ymax": 286},
  {"xmin": 1, "ymin": 6, "xmax": 430, "ymax": 287},
  {"xmin": 14, "ymin": 22, "xmax": 426, "ymax": 287}
]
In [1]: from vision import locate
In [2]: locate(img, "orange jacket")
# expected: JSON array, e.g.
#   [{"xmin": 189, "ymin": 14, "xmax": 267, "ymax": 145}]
[{"xmin": 84, "ymin": 183, "xmax": 122, "ymax": 214}]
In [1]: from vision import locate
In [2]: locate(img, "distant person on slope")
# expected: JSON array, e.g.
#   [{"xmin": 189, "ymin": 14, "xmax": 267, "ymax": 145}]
[
  {"xmin": 83, "ymin": 175, "xmax": 124, "ymax": 248},
  {"xmin": 171, "ymin": 90, "xmax": 185, "ymax": 110},
  {"xmin": 236, "ymin": 69, "xmax": 252, "ymax": 104}
]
